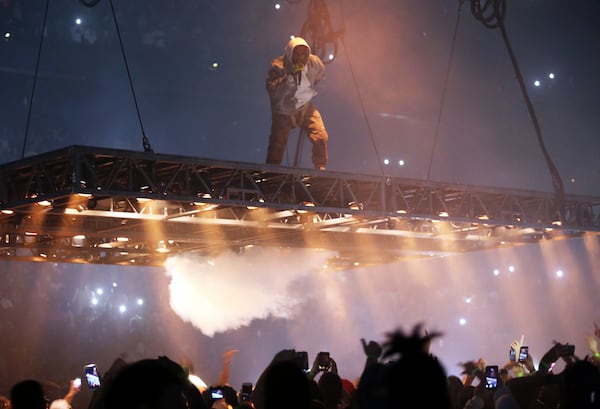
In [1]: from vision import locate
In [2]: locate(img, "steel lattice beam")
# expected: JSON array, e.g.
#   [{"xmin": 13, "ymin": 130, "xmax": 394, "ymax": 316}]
[{"xmin": 1, "ymin": 145, "xmax": 598, "ymax": 267}]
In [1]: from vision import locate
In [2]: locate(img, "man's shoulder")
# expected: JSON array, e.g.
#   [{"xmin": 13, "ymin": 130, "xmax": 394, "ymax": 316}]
[{"xmin": 270, "ymin": 54, "xmax": 286, "ymax": 67}]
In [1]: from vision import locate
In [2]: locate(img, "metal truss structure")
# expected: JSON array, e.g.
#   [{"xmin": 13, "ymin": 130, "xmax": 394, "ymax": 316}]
[{"xmin": 1, "ymin": 145, "xmax": 599, "ymax": 268}]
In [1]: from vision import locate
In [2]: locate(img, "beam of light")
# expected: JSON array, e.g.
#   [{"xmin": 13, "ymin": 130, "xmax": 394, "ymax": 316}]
[{"xmin": 165, "ymin": 247, "xmax": 335, "ymax": 337}]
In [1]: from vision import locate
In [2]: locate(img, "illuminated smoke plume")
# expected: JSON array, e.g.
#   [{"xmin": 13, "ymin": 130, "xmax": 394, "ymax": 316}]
[{"xmin": 164, "ymin": 247, "xmax": 335, "ymax": 337}]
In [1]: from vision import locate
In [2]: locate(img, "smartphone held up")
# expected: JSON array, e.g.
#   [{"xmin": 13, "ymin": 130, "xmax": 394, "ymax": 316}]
[
  {"xmin": 485, "ymin": 365, "xmax": 498, "ymax": 389},
  {"xmin": 84, "ymin": 364, "xmax": 101, "ymax": 390}
]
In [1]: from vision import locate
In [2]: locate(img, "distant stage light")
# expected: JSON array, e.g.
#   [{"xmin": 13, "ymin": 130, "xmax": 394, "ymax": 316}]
[
  {"xmin": 534, "ymin": 80, "xmax": 541, "ymax": 87},
  {"xmin": 383, "ymin": 159, "xmax": 389, "ymax": 165},
  {"xmin": 91, "ymin": 298, "xmax": 98, "ymax": 306},
  {"xmin": 4, "ymin": 32, "xmax": 11, "ymax": 39},
  {"xmin": 137, "ymin": 298, "xmax": 144, "ymax": 306},
  {"xmin": 275, "ymin": 3, "xmax": 281, "ymax": 9},
  {"xmin": 548, "ymin": 73, "xmax": 555, "ymax": 79},
  {"xmin": 556, "ymin": 269, "xmax": 564, "ymax": 278},
  {"xmin": 493, "ymin": 269, "xmax": 500, "ymax": 276},
  {"xmin": 508, "ymin": 265, "xmax": 515, "ymax": 272},
  {"xmin": 119, "ymin": 305, "xmax": 127, "ymax": 313},
  {"xmin": 398, "ymin": 160, "xmax": 405, "ymax": 166},
  {"xmin": 459, "ymin": 318, "xmax": 467, "ymax": 326},
  {"xmin": 96, "ymin": 288, "xmax": 103, "ymax": 295},
  {"xmin": 75, "ymin": 18, "xmax": 82, "ymax": 25}
]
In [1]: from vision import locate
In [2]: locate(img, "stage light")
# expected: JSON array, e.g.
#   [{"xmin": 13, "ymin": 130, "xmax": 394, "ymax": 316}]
[
  {"xmin": 72, "ymin": 235, "xmax": 86, "ymax": 247},
  {"xmin": 493, "ymin": 269, "xmax": 500, "ymax": 276},
  {"xmin": 246, "ymin": 198, "xmax": 265, "ymax": 210},
  {"xmin": 1, "ymin": 209, "xmax": 14, "ymax": 215},
  {"xmin": 275, "ymin": 3, "xmax": 281, "ymax": 10},
  {"xmin": 157, "ymin": 240, "xmax": 169, "ymax": 253},
  {"xmin": 556, "ymin": 269, "xmax": 564, "ymax": 278},
  {"xmin": 119, "ymin": 305, "xmax": 127, "ymax": 313},
  {"xmin": 348, "ymin": 201, "xmax": 363, "ymax": 210},
  {"xmin": 508, "ymin": 265, "xmax": 515, "ymax": 272},
  {"xmin": 534, "ymin": 80, "xmax": 541, "ymax": 87},
  {"xmin": 297, "ymin": 201, "xmax": 315, "ymax": 214},
  {"xmin": 137, "ymin": 298, "xmax": 144, "ymax": 305}
]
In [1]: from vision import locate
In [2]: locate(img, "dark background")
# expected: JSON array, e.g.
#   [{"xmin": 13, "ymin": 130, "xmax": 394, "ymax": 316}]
[{"xmin": 0, "ymin": 0, "xmax": 599, "ymax": 402}]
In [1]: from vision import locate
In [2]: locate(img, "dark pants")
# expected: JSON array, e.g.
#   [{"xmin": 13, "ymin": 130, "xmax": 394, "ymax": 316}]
[{"xmin": 265, "ymin": 103, "xmax": 328, "ymax": 169}]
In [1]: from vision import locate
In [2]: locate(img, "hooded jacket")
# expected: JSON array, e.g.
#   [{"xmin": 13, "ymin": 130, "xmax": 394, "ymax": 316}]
[{"xmin": 266, "ymin": 37, "xmax": 325, "ymax": 115}]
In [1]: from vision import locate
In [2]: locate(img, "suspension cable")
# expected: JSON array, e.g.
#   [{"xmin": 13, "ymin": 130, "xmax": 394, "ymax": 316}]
[
  {"xmin": 108, "ymin": 0, "xmax": 154, "ymax": 153},
  {"xmin": 426, "ymin": 0, "xmax": 466, "ymax": 180},
  {"xmin": 20, "ymin": 0, "xmax": 50, "ymax": 159},
  {"xmin": 338, "ymin": 4, "xmax": 385, "ymax": 175},
  {"xmin": 471, "ymin": 0, "xmax": 565, "ymax": 218},
  {"xmin": 300, "ymin": 0, "xmax": 342, "ymax": 65}
]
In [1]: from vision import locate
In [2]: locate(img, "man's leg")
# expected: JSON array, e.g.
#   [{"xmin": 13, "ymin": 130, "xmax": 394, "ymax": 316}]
[
  {"xmin": 266, "ymin": 113, "xmax": 293, "ymax": 165},
  {"xmin": 303, "ymin": 104, "xmax": 328, "ymax": 169}
]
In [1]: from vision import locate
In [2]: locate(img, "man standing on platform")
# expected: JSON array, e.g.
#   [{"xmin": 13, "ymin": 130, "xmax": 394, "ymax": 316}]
[{"xmin": 265, "ymin": 37, "xmax": 329, "ymax": 170}]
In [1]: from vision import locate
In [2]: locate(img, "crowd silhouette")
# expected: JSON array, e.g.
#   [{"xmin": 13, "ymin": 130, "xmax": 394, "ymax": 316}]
[{"xmin": 2, "ymin": 322, "xmax": 600, "ymax": 409}]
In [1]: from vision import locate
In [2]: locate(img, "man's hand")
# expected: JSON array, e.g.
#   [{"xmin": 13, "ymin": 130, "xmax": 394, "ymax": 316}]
[
  {"xmin": 523, "ymin": 352, "xmax": 536, "ymax": 373},
  {"xmin": 510, "ymin": 335, "xmax": 525, "ymax": 360},
  {"xmin": 361, "ymin": 338, "xmax": 382, "ymax": 359}
]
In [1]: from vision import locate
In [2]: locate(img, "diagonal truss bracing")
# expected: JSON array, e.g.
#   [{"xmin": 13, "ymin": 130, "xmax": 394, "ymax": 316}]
[{"xmin": 0, "ymin": 145, "xmax": 598, "ymax": 267}]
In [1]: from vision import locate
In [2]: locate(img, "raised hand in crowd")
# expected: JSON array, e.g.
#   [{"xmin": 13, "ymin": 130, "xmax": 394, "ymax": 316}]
[
  {"xmin": 217, "ymin": 348, "xmax": 239, "ymax": 387},
  {"xmin": 360, "ymin": 338, "xmax": 382, "ymax": 368},
  {"xmin": 537, "ymin": 341, "xmax": 576, "ymax": 374},
  {"xmin": 459, "ymin": 358, "xmax": 486, "ymax": 387}
]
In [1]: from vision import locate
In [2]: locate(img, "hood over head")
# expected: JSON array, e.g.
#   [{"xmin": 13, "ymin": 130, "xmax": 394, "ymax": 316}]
[{"xmin": 284, "ymin": 37, "xmax": 311, "ymax": 62}]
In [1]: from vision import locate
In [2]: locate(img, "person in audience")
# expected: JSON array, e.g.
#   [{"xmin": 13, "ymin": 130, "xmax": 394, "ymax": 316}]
[
  {"xmin": 101, "ymin": 356, "xmax": 206, "ymax": 409},
  {"xmin": 5, "ymin": 320, "xmax": 600, "ymax": 409},
  {"xmin": 9, "ymin": 380, "xmax": 46, "ymax": 409}
]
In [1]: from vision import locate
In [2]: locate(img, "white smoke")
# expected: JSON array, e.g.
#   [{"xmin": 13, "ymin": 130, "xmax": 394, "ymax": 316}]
[{"xmin": 164, "ymin": 247, "xmax": 336, "ymax": 337}]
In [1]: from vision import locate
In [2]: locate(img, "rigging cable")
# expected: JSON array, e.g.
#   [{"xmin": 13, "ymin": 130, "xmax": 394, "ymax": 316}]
[
  {"xmin": 338, "ymin": 40, "xmax": 385, "ymax": 175},
  {"xmin": 470, "ymin": 0, "xmax": 565, "ymax": 218},
  {"xmin": 108, "ymin": 0, "xmax": 154, "ymax": 153},
  {"xmin": 312, "ymin": 0, "xmax": 384, "ymax": 175},
  {"xmin": 20, "ymin": 0, "xmax": 50, "ymax": 159},
  {"xmin": 426, "ymin": 0, "xmax": 466, "ymax": 180},
  {"xmin": 300, "ymin": 0, "xmax": 342, "ymax": 65}
]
